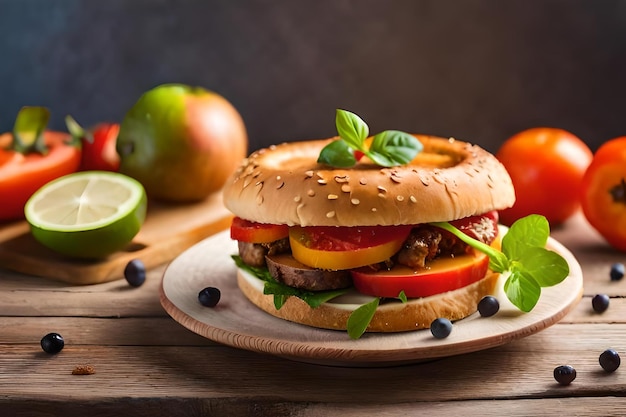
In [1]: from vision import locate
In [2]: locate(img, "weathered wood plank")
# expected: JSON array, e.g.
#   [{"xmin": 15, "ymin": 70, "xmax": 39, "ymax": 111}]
[
  {"xmin": 0, "ymin": 265, "xmax": 168, "ymax": 317},
  {"xmin": 2, "ymin": 397, "xmax": 626, "ymax": 417},
  {"xmin": 1, "ymin": 323, "xmax": 625, "ymax": 403}
]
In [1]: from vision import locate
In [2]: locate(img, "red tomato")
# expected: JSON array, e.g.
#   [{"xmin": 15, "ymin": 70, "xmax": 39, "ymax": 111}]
[
  {"xmin": 496, "ymin": 127, "xmax": 593, "ymax": 226},
  {"xmin": 351, "ymin": 251, "xmax": 489, "ymax": 298},
  {"xmin": 580, "ymin": 136, "xmax": 626, "ymax": 251},
  {"xmin": 450, "ymin": 211, "xmax": 499, "ymax": 243},
  {"xmin": 289, "ymin": 225, "xmax": 413, "ymax": 270},
  {"xmin": 80, "ymin": 123, "xmax": 120, "ymax": 171},
  {"xmin": 230, "ymin": 217, "xmax": 289, "ymax": 243},
  {"xmin": 0, "ymin": 131, "xmax": 81, "ymax": 221}
]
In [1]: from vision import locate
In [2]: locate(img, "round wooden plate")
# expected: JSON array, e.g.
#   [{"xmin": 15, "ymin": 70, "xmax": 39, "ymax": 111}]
[{"xmin": 160, "ymin": 230, "xmax": 583, "ymax": 367}]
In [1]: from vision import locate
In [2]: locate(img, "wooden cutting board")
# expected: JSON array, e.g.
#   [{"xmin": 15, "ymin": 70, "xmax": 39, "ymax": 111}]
[{"xmin": 0, "ymin": 192, "xmax": 232, "ymax": 285}]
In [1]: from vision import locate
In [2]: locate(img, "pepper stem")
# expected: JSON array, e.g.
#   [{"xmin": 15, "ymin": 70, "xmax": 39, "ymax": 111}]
[
  {"xmin": 10, "ymin": 107, "xmax": 50, "ymax": 154},
  {"xmin": 65, "ymin": 115, "xmax": 92, "ymax": 146}
]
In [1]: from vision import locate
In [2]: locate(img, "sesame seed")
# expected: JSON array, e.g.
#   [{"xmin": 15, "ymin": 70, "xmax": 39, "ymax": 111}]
[
  {"xmin": 256, "ymin": 195, "xmax": 264, "ymax": 205},
  {"xmin": 397, "ymin": 196, "xmax": 404, "ymax": 202},
  {"xmin": 317, "ymin": 179, "xmax": 327, "ymax": 185},
  {"xmin": 377, "ymin": 186, "xmax": 387, "ymax": 193},
  {"xmin": 341, "ymin": 184, "xmax": 351, "ymax": 193},
  {"xmin": 326, "ymin": 211, "xmax": 336, "ymax": 218},
  {"xmin": 276, "ymin": 175, "xmax": 281, "ymax": 181},
  {"xmin": 328, "ymin": 194, "xmax": 339, "ymax": 200},
  {"xmin": 334, "ymin": 175, "xmax": 349, "ymax": 183},
  {"xmin": 378, "ymin": 193, "xmax": 386, "ymax": 199},
  {"xmin": 294, "ymin": 196, "xmax": 302, "ymax": 203},
  {"xmin": 371, "ymin": 208, "xmax": 377, "ymax": 212},
  {"xmin": 359, "ymin": 178, "xmax": 368, "ymax": 185},
  {"xmin": 276, "ymin": 182, "xmax": 285, "ymax": 189},
  {"xmin": 307, "ymin": 189, "xmax": 315, "ymax": 197},
  {"xmin": 410, "ymin": 195, "xmax": 417, "ymax": 203},
  {"xmin": 351, "ymin": 198, "xmax": 360, "ymax": 205},
  {"xmin": 305, "ymin": 170, "xmax": 314, "ymax": 178}
]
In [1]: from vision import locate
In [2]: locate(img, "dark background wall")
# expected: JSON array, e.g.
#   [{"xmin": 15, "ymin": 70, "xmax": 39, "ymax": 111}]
[{"xmin": 1, "ymin": 0, "xmax": 625, "ymax": 154}]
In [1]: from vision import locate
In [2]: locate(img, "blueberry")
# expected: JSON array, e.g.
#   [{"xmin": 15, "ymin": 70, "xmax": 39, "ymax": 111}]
[
  {"xmin": 599, "ymin": 349, "xmax": 621, "ymax": 373},
  {"xmin": 553, "ymin": 365, "xmax": 576, "ymax": 385},
  {"xmin": 592, "ymin": 294, "xmax": 610, "ymax": 313},
  {"xmin": 41, "ymin": 332, "xmax": 64, "ymax": 354},
  {"xmin": 430, "ymin": 318, "xmax": 452, "ymax": 339},
  {"xmin": 478, "ymin": 296, "xmax": 500, "ymax": 317},
  {"xmin": 124, "ymin": 259, "xmax": 146, "ymax": 287},
  {"xmin": 610, "ymin": 263, "xmax": 624, "ymax": 281},
  {"xmin": 198, "ymin": 287, "xmax": 221, "ymax": 307}
]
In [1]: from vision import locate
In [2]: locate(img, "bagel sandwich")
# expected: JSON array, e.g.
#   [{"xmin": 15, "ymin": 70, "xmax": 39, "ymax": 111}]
[{"xmin": 222, "ymin": 125, "xmax": 516, "ymax": 338}]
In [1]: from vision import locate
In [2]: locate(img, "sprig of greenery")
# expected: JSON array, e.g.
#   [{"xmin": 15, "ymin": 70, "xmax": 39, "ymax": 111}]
[
  {"xmin": 431, "ymin": 214, "xmax": 570, "ymax": 312},
  {"xmin": 317, "ymin": 109, "xmax": 423, "ymax": 168},
  {"xmin": 231, "ymin": 255, "xmax": 349, "ymax": 309},
  {"xmin": 233, "ymin": 214, "xmax": 570, "ymax": 340}
]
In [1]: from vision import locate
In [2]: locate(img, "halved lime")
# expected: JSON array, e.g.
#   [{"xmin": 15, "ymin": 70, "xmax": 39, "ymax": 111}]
[{"xmin": 24, "ymin": 171, "xmax": 147, "ymax": 259}]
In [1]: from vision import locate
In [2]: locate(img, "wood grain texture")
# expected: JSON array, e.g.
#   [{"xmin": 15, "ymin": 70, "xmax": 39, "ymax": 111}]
[
  {"xmin": 0, "ymin": 193, "xmax": 232, "ymax": 285},
  {"xmin": 1, "ymin": 212, "xmax": 625, "ymax": 416}
]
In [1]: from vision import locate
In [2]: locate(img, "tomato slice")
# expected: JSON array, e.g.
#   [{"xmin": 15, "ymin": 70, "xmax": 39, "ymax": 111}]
[
  {"xmin": 351, "ymin": 251, "xmax": 489, "ymax": 298},
  {"xmin": 230, "ymin": 217, "xmax": 289, "ymax": 243},
  {"xmin": 450, "ymin": 210, "xmax": 499, "ymax": 244},
  {"xmin": 289, "ymin": 225, "xmax": 413, "ymax": 270}
]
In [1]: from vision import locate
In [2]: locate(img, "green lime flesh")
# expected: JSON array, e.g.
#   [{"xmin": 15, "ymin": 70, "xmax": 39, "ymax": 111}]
[{"xmin": 25, "ymin": 171, "xmax": 147, "ymax": 259}]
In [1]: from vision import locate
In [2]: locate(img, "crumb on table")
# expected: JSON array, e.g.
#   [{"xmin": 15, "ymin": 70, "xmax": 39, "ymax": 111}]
[{"xmin": 72, "ymin": 364, "xmax": 96, "ymax": 375}]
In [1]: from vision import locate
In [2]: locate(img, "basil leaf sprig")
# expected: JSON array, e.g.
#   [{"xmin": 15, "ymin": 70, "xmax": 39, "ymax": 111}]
[
  {"xmin": 232, "ymin": 214, "xmax": 570, "ymax": 339},
  {"xmin": 431, "ymin": 214, "xmax": 570, "ymax": 312},
  {"xmin": 318, "ymin": 109, "xmax": 423, "ymax": 168}
]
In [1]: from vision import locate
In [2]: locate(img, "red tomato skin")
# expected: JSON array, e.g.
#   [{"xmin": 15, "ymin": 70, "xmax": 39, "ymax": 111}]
[
  {"xmin": 80, "ymin": 123, "xmax": 120, "ymax": 171},
  {"xmin": 351, "ymin": 252, "xmax": 490, "ymax": 298},
  {"xmin": 581, "ymin": 136, "xmax": 626, "ymax": 252},
  {"xmin": 496, "ymin": 127, "xmax": 593, "ymax": 226},
  {"xmin": 293, "ymin": 225, "xmax": 413, "ymax": 252},
  {"xmin": 0, "ymin": 131, "xmax": 81, "ymax": 221},
  {"xmin": 230, "ymin": 217, "xmax": 289, "ymax": 243}
]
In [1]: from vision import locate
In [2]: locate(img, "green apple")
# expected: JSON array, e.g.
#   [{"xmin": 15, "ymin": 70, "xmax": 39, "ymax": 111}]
[{"xmin": 116, "ymin": 84, "xmax": 248, "ymax": 202}]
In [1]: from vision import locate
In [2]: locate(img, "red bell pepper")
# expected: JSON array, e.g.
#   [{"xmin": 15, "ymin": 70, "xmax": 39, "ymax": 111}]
[{"xmin": 0, "ymin": 107, "xmax": 81, "ymax": 221}]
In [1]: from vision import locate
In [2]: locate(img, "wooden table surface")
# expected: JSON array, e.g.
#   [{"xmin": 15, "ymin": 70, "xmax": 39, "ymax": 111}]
[{"xmin": 2, "ymin": 212, "xmax": 626, "ymax": 416}]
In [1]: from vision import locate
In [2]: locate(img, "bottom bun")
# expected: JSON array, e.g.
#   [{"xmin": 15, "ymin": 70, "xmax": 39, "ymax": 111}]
[{"xmin": 236, "ymin": 268, "xmax": 500, "ymax": 333}]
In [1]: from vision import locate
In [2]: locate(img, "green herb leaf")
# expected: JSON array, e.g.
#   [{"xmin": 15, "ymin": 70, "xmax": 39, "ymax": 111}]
[
  {"xmin": 335, "ymin": 109, "xmax": 368, "ymax": 148},
  {"xmin": 502, "ymin": 214, "xmax": 550, "ymax": 261},
  {"xmin": 504, "ymin": 269, "xmax": 541, "ymax": 312},
  {"xmin": 515, "ymin": 246, "xmax": 569, "ymax": 287},
  {"xmin": 232, "ymin": 255, "xmax": 349, "ymax": 310},
  {"xmin": 317, "ymin": 139, "xmax": 357, "ymax": 167},
  {"xmin": 398, "ymin": 290, "xmax": 408, "ymax": 303},
  {"xmin": 232, "ymin": 255, "xmax": 274, "ymax": 281},
  {"xmin": 274, "ymin": 294, "xmax": 288, "ymax": 309},
  {"xmin": 318, "ymin": 109, "xmax": 423, "ymax": 168},
  {"xmin": 347, "ymin": 297, "xmax": 380, "ymax": 339},
  {"xmin": 366, "ymin": 130, "xmax": 423, "ymax": 167},
  {"xmin": 431, "ymin": 214, "xmax": 570, "ymax": 314}
]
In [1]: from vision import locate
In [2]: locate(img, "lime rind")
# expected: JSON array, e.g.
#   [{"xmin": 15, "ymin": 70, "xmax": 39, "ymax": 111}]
[{"xmin": 24, "ymin": 171, "xmax": 148, "ymax": 259}]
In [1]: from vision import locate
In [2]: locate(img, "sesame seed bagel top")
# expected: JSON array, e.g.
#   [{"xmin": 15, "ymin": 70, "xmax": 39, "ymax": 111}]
[{"xmin": 222, "ymin": 135, "xmax": 515, "ymax": 227}]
